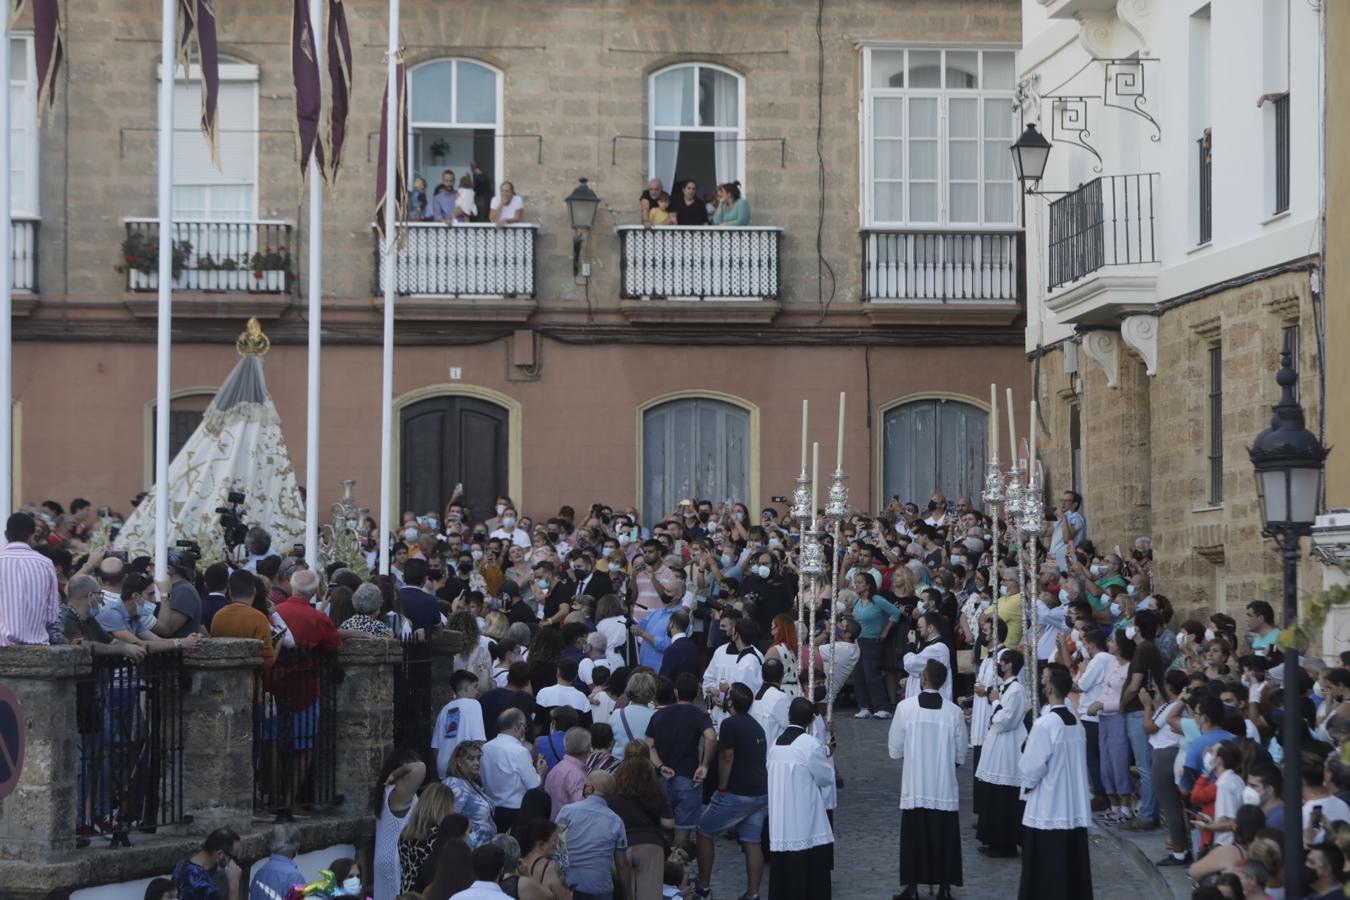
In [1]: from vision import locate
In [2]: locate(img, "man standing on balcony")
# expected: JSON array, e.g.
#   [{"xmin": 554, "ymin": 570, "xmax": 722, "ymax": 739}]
[
  {"xmin": 639, "ymin": 177, "xmax": 663, "ymax": 225},
  {"xmin": 430, "ymin": 169, "xmax": 458, "ymax": 224}
]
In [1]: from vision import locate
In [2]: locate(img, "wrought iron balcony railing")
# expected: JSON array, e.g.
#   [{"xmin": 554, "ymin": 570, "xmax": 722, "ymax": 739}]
[
  {"xmin": 1047, "ymin": 174, "xmax": 1159, "ymax": 290},
  {"xmin": 617, "ymin": 225, "xmax": 782, "ymax": 300},
  {"xmin": 374, "ymin": 222, "xmax": 539, "ymax": 298},
  {"xmin": 123, "ymin": 219, "xmax": 296, "ymax": 294},
  {"xmin": 862, "ymin": 229, "xmax": 1023, "ymax": 303}
]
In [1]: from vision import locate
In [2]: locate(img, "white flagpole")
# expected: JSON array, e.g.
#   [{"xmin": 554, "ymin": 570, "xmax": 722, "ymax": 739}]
[
  {"xmin": 303, "ymin": 0, "xmax": 325, "ymax": 565},
  {"xmin": 378, "ymin": 0, "xmax": 400, "ymax": 576},
  {"xmin": 0, "ymin": 23, "xmax": 12, "ymax": 515},
  {"xmin": 155, "ymin": 0, "xmax": 179, "ymax": 581}
]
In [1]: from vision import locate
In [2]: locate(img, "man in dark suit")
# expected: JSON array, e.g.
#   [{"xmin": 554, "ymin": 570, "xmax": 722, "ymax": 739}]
[
  {"xmin": 397, "ymin": 557, "xmax": 441, "ymax": 634},
  {"xmin": 658, "ymin": 611, "xmax": 700, "ymax": 681},
  {"xmin": 542, "ymin": 551, "xmax": 614, "ymax": 626}
]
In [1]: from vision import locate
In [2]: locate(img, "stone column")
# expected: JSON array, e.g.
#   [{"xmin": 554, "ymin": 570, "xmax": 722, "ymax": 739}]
[
  {"xmin": 333, "ymin": 638, "xmax": 401, "ymax": 819},
  {"xmin": 0, "ymin": 644, "xmax": 88, "ymax": 866},
  {"xmin": 180, "ymin": 637, "xmax": 263, "ymax": 835}
]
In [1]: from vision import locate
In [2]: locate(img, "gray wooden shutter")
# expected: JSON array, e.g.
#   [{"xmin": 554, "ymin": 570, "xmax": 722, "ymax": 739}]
[
  {"xmin": 883, "ymin": 399, "xmax": 988, "ymax": 504},
  {"xmin": 643, "ymin": 398, "xmax": 749, "ymax": 525}
]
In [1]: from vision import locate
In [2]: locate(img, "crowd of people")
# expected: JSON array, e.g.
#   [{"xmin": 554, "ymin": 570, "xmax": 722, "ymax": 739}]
[
  {"xmin": 2, "ymin": 482, "xmax": 1348, "ymax": 900},
  {"xmin": 638, "ymin": 179, "xmax": 752, "ymax": 228},
  {"xmin": 407, "ymin": 166, "xmax": 525, "ymax": 231}
]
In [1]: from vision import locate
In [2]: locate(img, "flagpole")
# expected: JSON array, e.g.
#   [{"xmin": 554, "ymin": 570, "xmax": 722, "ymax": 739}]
[
  {"xmin": 303, "ymin": 0, "xmax": 324, "ymax": 565},
  {"xmin": 377, "ymin": 0, "xmax": 399, "ymax": 577},
  {"xmin": 0, "ymin": 21, "xmax": 12, "ymax": 515},
  {"xmin": 154, "ymin": 0, "xmax": 178, "ymax": 582}
]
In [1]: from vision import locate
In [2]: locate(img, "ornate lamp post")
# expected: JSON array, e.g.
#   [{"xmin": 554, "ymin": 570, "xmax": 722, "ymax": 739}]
[{"xmin": 1248, "ymin": 346, "xmax": 1327, "ymax": 900}]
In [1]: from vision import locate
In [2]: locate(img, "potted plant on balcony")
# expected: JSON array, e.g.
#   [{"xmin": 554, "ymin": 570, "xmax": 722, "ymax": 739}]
[
  {"xmin": 248, "ymin": 246, "xmax": 294, "ymax": 293},
  {"xmin": 430, "ymin": 137, "xmax": 449, "ymax": 165},
  {"xmin": 115, "ymin": 232, "xmax": 192, "ymax": 290}
]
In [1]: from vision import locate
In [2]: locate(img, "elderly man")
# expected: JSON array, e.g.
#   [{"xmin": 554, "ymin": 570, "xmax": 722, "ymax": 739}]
[
  {"xmin": 248, "ymin": 828, "xmax": 305, "ymax": 900},
  {"xmin": 0, "ymin": 512, "xmax": 60, "ymax": 646},
  {"xmin": 482, "ymin": 708, "xmax": 547, "ymax": 832},
  {"xmin": 59, "ymin": 574, "xmax": 145, "ymax": 660},
  {"xmin": 555, "ymin": 770, "xmax": 633, "ymax": 900},
  {"xmin": 544, "ymin": 726, "xmax": 592, "ymax": 819},
  {"xmin": 639, "ymin": 177, "xmax": 664, "ymax": 226}
]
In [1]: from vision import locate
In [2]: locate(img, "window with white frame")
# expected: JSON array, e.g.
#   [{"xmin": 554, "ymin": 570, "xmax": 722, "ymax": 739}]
[
  {"xmin": 649, "ymin": 64, "xmax": 744, "ymax": 197},
  {"xmin": 408, "ymin": 59, "xmax": 503, "ymax": 202},
  {"xmin": 10, "ymin": 35, "xmax": 37, "ymax": 217},
  {"xmin": 164, "ymin": 59, "xmax": 259, "ymax": 221},
  {"xmin": 862, "ymin": 47, "xmax": 1016, "ymax": 228}
]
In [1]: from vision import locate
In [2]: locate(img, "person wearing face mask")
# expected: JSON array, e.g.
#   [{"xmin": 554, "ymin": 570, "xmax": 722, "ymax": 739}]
[
  {"xmin": 1085, "ymin": 630, "xmax": 1134, "ymax": 823},
  {"xmin": 1048, "ymin": 490, "xmax": 1086, "ymax": 574},
  {"xmin": 328, "ymin": 858, "xmax": 364, "ymax": 897},
  {"xmin": 995, "ymin": 573, "xmax": 1024, "ymax": 649},
  {"xmin": 1072, "ymin": 626, "xmax": 1112, "ymax": 812},
  {"xmin": 741, "ymin": 552, "xmax": 791, "ymax": 645},
  {"xmin": 816, "ymin": 613, "xmax": 862, "ymax": 709},
  {"xmin": 632, "ymin": 539, "xmax": 680, "ymax": 618},
  {"xmin": 490, "ymin": 508, "xmax": 531, "ymax": 550},
  {"xmin": 974, "ymin": 648, "xmax": 1028, "ymax": 859},
  {"xmin": 969, "ymin": 617, "xmax": 1008, "ymax": 775},
  {"xmin": 1305, "ymin": 842, "xmax": 1348, "ymax": 900},
  {"xmin": 1115, "ymin": 609, "xmax": 1167, "ymax": 831},
  {"xmin": 172, "ymin": 827, "xmax": 242, "ymax": 900},
  {"xmin": 903, "ymin": 611, "xmax": 953, "ymax": 703}
]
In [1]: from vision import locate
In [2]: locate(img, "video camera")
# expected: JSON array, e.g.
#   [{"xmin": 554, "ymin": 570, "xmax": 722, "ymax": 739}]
[
  {"xmin": 175, "ymin": 539, "xmax": 202, "ymax": 561},
  {"xmin": 214, "ymin": 490, "xmax": 249, "ymax": 552}
]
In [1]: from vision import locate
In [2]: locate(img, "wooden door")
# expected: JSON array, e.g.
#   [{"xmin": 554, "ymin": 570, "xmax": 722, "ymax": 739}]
[{"xmin": 401, "ymin": 395, "xmax": 508, "ymax": 524}]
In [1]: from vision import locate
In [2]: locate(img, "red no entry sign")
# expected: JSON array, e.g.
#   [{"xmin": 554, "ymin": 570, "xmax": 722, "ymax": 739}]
[{"xmin": 0, "ymin": 685, "xmax": 25, "ymax": 799}]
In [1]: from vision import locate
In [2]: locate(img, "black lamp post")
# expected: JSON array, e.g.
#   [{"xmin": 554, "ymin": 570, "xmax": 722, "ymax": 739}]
[
  {"xmin": 1010, "ymin": 123, "xmax": 1053, "ymax": 228},
  {"xmin": 1248, "ymin": 343, "xmax": 1328, "ymax": 900},
  {"xmin": 565, "ymin": 177, "xmax": 600, "ymax": 277}
]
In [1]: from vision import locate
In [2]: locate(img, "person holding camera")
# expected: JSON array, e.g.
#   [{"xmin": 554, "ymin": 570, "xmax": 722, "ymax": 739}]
[{"xmin": 150, "ymin": 547, "xmax": 206, "ymax": 639}]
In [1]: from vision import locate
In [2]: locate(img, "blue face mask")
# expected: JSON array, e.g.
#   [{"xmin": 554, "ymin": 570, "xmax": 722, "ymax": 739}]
[
  {"xmin": 1109, "ymin": 602, "xmax": 1122, "ymax": 617},
  {"xmin": 720, "ymin": 554, "xmax": 732, "ymax": 567},
  {"xmin": 1126, "ymin": 584, "xmax": 1137, "ymax": 597}
]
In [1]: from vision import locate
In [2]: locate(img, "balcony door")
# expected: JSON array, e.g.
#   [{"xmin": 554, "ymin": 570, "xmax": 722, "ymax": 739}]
[
  {"xmin": 881, "ymin": 398, "xmax": 987, "ymax": 506},
  {"xmin": 407, "ymin": 59, "xmax": 502, "ymax": 215},
  {"xmin": 401, "ymin": 395, "xmax": 508, "ymax": 524},
  {"xmin": 642, "ymin": 397, "xmax": 749, "ymax": 527}
]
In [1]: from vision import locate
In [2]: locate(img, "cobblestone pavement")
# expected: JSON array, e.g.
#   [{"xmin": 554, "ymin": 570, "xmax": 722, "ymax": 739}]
[{"xmin": 700, "ymin": 713, "xmax": 1157, "ymax": 900}]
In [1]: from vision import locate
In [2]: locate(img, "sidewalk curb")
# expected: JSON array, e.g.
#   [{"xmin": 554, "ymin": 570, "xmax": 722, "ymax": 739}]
[{"xmin": 1090, "ymin": 822, "xmax": 1185, "ymax": 900}]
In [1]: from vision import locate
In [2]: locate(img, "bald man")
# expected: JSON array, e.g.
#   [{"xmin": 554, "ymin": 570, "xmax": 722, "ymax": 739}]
[
  {"xmin": 555, "ymin": 770, "xmax": 633, "ymax": 899},
  {"xmin": 61, "ymin": 575, "xmax": 144, "ymax": 659}
]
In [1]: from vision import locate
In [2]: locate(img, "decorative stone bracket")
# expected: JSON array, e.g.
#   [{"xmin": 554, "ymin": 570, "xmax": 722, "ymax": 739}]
[
  {"xmin": 1120, "ymin": 314, "xmax": 1158, "ymax": 376},
  {"xmin": 1080, "ymin": 329, "xmax": 1119, "ymax": 388}
]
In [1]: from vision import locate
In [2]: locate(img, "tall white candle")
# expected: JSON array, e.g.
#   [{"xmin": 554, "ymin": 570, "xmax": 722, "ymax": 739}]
[
  {"xmin": 835, "ymin": 392, "xmax": 846, "ymax": 471},
  {"xmin": 800, "ymin": 399, "xmax": 809, "ymax": 473},
  {"xmin": 811, "ymin": 442, "xmax": 820, "ymax": 522},
  {"xmin": 1006, "ymin": 387, "xmax": 1017, "ymax": 468},
  {"xmin": 990, "ymin": 383, "xmax": 999, "ymax": 463},
  {"xmin": 1029, "ymin": 400, "xmax": 1038, "ymax": 469}
]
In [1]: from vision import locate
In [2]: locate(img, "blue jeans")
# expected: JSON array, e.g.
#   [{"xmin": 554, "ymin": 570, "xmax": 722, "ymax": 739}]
[
  {"xmin": 697, "ymin": 791, "xmax": 767, "ymax": 843},
  {"xmin": 662, "ymin": 775, "xmax": 703, "ymax": 830},
  {"xmin": 1125, "ymin": 710, "xmax": 1156, "ymax": 820}
]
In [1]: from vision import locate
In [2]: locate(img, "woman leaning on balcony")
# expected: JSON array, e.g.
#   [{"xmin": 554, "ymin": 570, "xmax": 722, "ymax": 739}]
[
  {"xmin": 711, "ymin": 181, "xmax": 751, "ymax": 227},
  {"xmin": 490, "ymin": 181, "xmax": 525, "ymax": 230}
]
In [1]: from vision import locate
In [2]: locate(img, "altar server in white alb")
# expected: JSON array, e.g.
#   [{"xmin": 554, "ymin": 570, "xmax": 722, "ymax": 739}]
[
  {"xmin": 1018, "ymin": 662, "xmax": 1094, "ymax": 900},
  {"xmin": 902, "ymin": 612, "xmax": 952, "ymax": 701},
  {"xmin": 974, "ymin": 647, "xmax": 1028, "ymax": 858},
  {"xmin": 767, "ymin": 697, "xmax": 835, "ymax": 900},
  {"xmin": 969, "ymin": 617, "xmax": 1009, "ymax": 773},
  {"xmin": 887, "ymin": 659, "xmax": 966, "ymax": 900}
]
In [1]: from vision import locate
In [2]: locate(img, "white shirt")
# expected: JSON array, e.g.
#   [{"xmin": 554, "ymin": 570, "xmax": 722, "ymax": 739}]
[
  {"xmin": 455, "ymin": 187, "xmax": 476, "ymax": 217},
  {"xmin": 1212, "ymin": 769, "xmax": 1245, "ymax": 845},
  {"xmin": 1303, "ymin": 795, "xmax": 1350, "ymax": 843},
  {"xmin": 1020, "ymin": 706, "xmax": 1092, "ymax": 830},
  {"xmin": 1147, "ymin": 700, "xmax": 1183, "ymax": 751},
  {"xmin": 597, "ymin": 615, "xmax": 633, "ymax": 666},
  {"xmin": 374, "ymin": 785, "xmax": 417, "ymax": 900},
  {"xmin": 490, "ymin": 527, "xmax": 530, "ymax": 549},
  {"xmin": 536, "ymin": 683, "xmax": 590, "ymax": 714},
  {"xmin": 751, "ymin": 685, "xmax": 791, "ymax": 746},
  {"xmin": 1075, "ymin": 650, "xmax": 1113, "ymax": 724},
  {"xmin": 902, "ymin": 638, "xmax": 952, "ymax": 701},
  {"xmin": 1034, "ymin": 600, "xmax": 1069, "ymax": 661},
  {"xmin": 490, "ymin": 193, "xmax": 524, "ymax": 222},
  {"xmin": 969, "ymin": 647, "xmax": 1005, "ymax": 748},
  {"xmin": 887, "ymin": 691, "xmax": 967, "ymax": 811},
  {"xmin": 702, "ymin": 643, "xmax": 738, "ymax": 724},
  {"xmin": 818, "ymin": 641, "xmax": 860, "ymax": 706},
  {"xmin": 590, "ymin": 688, "xmax": 616, "ymax": 725},
  {"xmin": 431, "ymin": 697, "xmax": 486, "ymax": 780},
  {"xmin": 481, "ymin": 732, "xmax": 540, "ymax": 810},
  {"xmin": 766, "ymin": 727, "xmax": 835, "ymax": 852},
  {"xmin": 731, "ymin": 645, "xmax": 765, "ymax": 697},
  {"xmin": 449, "ymin": 881, "xmax": 507, "ymax": 900}
]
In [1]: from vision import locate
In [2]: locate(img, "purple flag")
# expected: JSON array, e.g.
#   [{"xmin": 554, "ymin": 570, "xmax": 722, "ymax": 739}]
[
  {"xmin": 292, "ymin": 0, "xmax": 324, "ymax": 182},
  {"xmin": 374, "ymin": 56, "xmax": 407, "ymax": 244},
  {"xmin": 11, "ymin": 0, "xmax": 63, "ymax": 123},
  {"xmin": 176, "ymin": 0, "xmax": 220, "ymax": 168},
  {"xmin": 325, "ymin": 0, "xmax": 353, "ymax": 183}
]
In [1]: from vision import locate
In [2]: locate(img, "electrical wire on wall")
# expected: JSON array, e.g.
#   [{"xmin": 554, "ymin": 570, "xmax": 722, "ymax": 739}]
[{"xmin": 814, "ymin": 0, "xmax": 837, "ymax": 319}]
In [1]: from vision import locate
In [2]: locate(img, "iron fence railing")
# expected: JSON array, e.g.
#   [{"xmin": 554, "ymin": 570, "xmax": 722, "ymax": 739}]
[
  {"xmin": 393, "ymin": 639, "xmax": 438, "ymax": 769},
  {"xmin": 122, "ymin": 219, "xmax": 296, "ymax": 294},
  {"xmin": 861, "ymin": 229, "xmax": 1023, "ymax": 303},
  {"xmin": 617, "ymin": 225, "xmax": 782, "ymax": 300},
  {"xmin": 75, "ymin": 651, "xmax": 187, "ymax": 846},
  {"xmin": 374, "ymin": 222, "xmax": 539, "ymax": 298},
  {"xmin": 13, "ymin": 216, "xmax": 37, "ymax": 292},
  {"xmin": 254, "ymin": 647, "xmax": 342, "ymax": 821},
  {"xmin": 1047, "ymin": 174, "xmax": 1159, "ymax": 290}
]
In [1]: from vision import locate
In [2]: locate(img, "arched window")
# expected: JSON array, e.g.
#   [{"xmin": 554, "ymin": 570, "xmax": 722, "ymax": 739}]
[
  {"xmin": 167, "ymin": 57, "xmax": 259, "ymax": 221},
  {"xmin": 642, "ymin": 397, "xmax": 749, "ymax": 526},
  {"xmin": 408, "ymin": 59, "xmax": 503, "ymax": 203},
  {"xmin": 649, "ymin": 63, "xmax": 744, "ymax": 198},
  {"xmin": 881, "ymin": 397, "xmax": 987, "ymax": 506},
  {"xmin": 146, "ymin": 388, "xmax": 215, "ymax": 485}
]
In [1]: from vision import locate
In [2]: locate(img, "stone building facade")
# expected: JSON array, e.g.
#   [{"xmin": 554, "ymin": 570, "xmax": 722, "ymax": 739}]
[{"xmin": 8, "ymin": 0, "xmax": 1033, "ymax": 525}]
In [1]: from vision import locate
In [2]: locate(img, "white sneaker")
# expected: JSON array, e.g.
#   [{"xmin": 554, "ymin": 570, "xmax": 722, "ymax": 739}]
[
  {"xmin": 874, "ymin": 709, "xmax": 893, "ymax": 720},
  {"xmin": 854, "ymin": 709, "xmax": 873, "ymax": 719}
]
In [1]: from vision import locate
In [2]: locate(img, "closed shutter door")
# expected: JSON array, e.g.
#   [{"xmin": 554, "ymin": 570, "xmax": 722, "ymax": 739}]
[
  {"xmin": 643, "ymin": 398, "xmax": 749, "ymax": 526},
  {"xmin": 883, "ymin": 399, "xmax": 987, "ymax": 504},
  {"xmin": 170, "ymin": 78, "xmax": 256, "ymax": 221}
]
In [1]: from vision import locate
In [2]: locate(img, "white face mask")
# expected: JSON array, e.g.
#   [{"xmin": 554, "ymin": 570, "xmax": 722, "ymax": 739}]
[
  {"xmin": 404, "ymin": 526, "xmax": 419, "ymax": 541},
  {"xmin": 618, "ymin": 534, "xmax": 631, "ymax": 546},
  {"xmin": 535, "ymin": 578, "xmax": 550, "ymax": 592},
  {"xmin": 601, "ymin": 547, "xmax": 613, "ymax": 558},
  {"xmin": 1241, "ymin": 786, "xmax": 1262, "ymax": 807},
  {"xmin": 471, "ymin": 549, "xmax": 484, "ymax": 562},
  {"xmin": 1124, "ymin": 625, "xmax": 1138, "ymax": 640},
  {"xmin": 1137, "ymin": 595, "xmax": 1156, "ymax": 611},
  {"xmin": 1071, "ymin": 628, "xmax": 1083, "ymax": 645},
  {"xmin": 495, "ymin": 504, "xmax": 506, "ymax": 515},
  {"xmin": 608, "ymin": 562, "xmax": 621, "ymax": 573},
  {"xmin": 1202, "ymin": 750, "xmax": 1215, "ymax": 775},
  {"xmin": 1205, "ymin": 627, "xmax": 1216, "ymax": 641},
  {"xmin": 753, "ymin": 565, "xmax": 771, "ymax": 579},
  {"xmin": 1090, "ymin": 564, "xmax": 1106, "ymax": 577},
  {"xmin": 1314, "ymin": 681, "xmax": 1325, "ymax": 697},
  {"xmin": 951, "ymin": 555, "xmax": 965, "ymax": 567},
  {"xmin": 999, "ymin": 585, "xmax": 1010, "ymax": 597},
  {"xmin": 342, "ymin": 877, "xmax": 362, "ymax": 895},
  {"xmin": 1058, "ymin": 588, "xmax": 1070, "ymax": 603},
  {"xmin": 1109, "ymin": 602, "xmax": 1122, "ymax": 617}
]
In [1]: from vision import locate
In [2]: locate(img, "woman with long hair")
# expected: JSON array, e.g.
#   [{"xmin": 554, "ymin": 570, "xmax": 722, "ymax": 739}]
[
  {"xmin": 596, "ymin": 594, "xmax": 632, "ymax": 667},
  {"xmin": 1085, "ymin": 630, "xmax": 1135, "ymax": 824},
  {"xmin": 527, "ymin": 625, "xmax": 565, "ymax": 694},
  {"xmin": 849, "ymin": 571, "xmax": 902, "ymax": 719},
  {"xmin": 397, "ymin": 783, "xmax": 456, "ymax": 893},
  {"xmin": 711, "ymin": 181, "xmax": 751, "ymax": 226},
  {"xmin": 765, "ymin": 613, "xmax": 802, "ymax": 698},
  {"xmin": 517, "ymin": 818, "xmax": 570, "ymax": 900},
  {"xmin": 372, "ymin": 747, "xmax": 426, "ymax": 900},
  {"xmin": 420, "ymin": 813, "xmax": 474, "ymax": 900},
  {"xmin": 444, "ymin": 740, "xmax": 497, "ymax": 848},
  {"xmin": 609, "ymin": 739, "xmax": 675, "ymax": 900},
  {"xmin": 451, "ymin": 610, "xmax": 494, "ymax": 689}
]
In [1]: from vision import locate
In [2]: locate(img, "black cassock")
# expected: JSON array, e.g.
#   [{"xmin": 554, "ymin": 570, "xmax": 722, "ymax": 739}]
[{"xmin": 898, "ymin": 693, "xmax": 963, "ymax": 888}]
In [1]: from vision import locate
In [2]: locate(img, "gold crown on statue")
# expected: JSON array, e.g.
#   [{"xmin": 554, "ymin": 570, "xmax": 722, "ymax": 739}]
[{"xmin": 235, "ymin": 317, "xmax": 270, "ymax": 357}]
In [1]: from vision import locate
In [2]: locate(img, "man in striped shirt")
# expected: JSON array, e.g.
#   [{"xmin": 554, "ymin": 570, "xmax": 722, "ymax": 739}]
[{"xmin": 0, "ymin": 512, "xmax": 61, "ymax": 646}]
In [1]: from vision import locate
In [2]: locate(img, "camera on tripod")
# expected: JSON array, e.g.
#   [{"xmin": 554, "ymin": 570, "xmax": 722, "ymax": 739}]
[
  {"xmin": 175, "ymin": 539, "xmax": 202, "ymax": 561},
  {"xmin": 214, "ymin": 490, "xmax": 249, "ymax": 552}
]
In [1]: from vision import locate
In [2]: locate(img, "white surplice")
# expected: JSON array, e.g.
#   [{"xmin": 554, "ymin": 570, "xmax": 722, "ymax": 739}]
[
  {"xmin": 887, "ymin": 690, "xmax": 967, "ymax": 811},
  {"xmin": 902, "ymin": 637, "xmax": 953, "ymax": 701},
  {"xmin": 731, "ymin": 645, "xmax": 765, "ymax": 696},
  {"xmin": 767, "ymin": 727, "xmax": 835, "ymax": 852},
  {"xmin": 968, "ymin": 645, "xmax": 1006, "ymax": 748},
  {"xmin": 1019, "ymin": 705, "xmax": 1092, "ymax": 830},
  {"xmin": 974, "ymin": 678, "xmax": 1027, "ymax": 788},
  {"xmin": 701, "ymin": 642, "xmax": 738, "ymax": 725},
  {"xmin": 751, "ymin": 685, "xmax": 792, "ymax": 746}
]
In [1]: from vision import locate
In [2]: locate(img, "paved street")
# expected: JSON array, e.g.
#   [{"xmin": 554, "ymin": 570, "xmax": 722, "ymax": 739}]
[{"xmin": 701, "ymin": 713, "xmax": 1153, "ymax": 900}]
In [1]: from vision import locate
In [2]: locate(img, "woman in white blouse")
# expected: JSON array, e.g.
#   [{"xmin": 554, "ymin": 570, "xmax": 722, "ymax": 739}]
[{"xmin": 489, "ymin": 181, "xmax": 524, "ymax": 230}]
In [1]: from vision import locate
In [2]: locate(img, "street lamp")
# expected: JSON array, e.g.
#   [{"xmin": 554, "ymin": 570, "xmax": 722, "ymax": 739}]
[
  {"xmin": 565, "ymin": 177, "xmax": 601, "ymax": 277},
  {"xmin": 1248, "ymin": 343, "xmax": 1328, "ymax": 900},
  {"xmin": 1010, "ymin": 123, "xmax": 1052, "ymax": 190}
]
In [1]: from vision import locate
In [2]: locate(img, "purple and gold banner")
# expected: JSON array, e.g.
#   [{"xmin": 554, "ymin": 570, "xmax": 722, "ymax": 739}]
[
  {"xmin": 374, "ymin": 55, "xmax": 407, "ymax": 245},
  {"xmin": 325, "ymin": 0, "xmax": 352, "ymax": 183},
  {"xmin": 292, "ymin": 0, "xmax": 324, "ymax": 182},
  {"xmin": 176, "ymin": 0, "xmax": 220, "ymax": 168},
  {"xmin": 11, "ymin": 0, "xmax": 64, "ymax": 123}
]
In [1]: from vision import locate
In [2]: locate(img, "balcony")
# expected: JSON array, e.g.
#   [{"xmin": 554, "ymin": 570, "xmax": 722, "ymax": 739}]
[
  {"xmin": 860, "ymin": 229, "xmax": 1023, "ymax": 326},
  {"xmin": 616, "ymin": 225, "xmax": 783, "ymax": 323},
  {"xmin": 123, "ymin": 219, "xmax": 296, "ymax": 295},
  {"xmin": 1045, "ymin": 174, "xmax": 1160, "ymax": 325},
  {"xmin": 374, "ymin": 222, "xmax": 539, "ymax": 321},
  {"xmin": 13, "ymin": 216, "xmax": 37, "ymax": 294}
]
